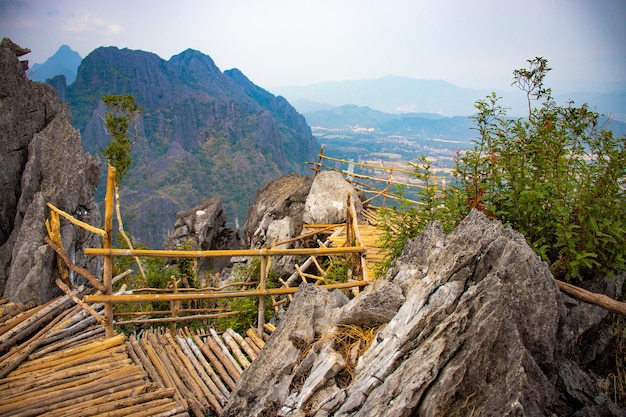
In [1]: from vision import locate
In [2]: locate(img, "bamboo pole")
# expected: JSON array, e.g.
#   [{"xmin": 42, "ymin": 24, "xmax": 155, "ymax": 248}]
[
  {"xmin": 55, "ymin": 278, "xmax": 105, "ymax": 325},
  {"xmin": 45, "ymin": 210, "xmax": 69, "ymax": 282},
  {"xmin": 556, "ymin": 280, "xmax": 626, "ymax": 316},
  {"xmin": 205, "ymin": 330, "xmax": 241, "ymax": 380},
  {"xmin": 84, "ymin": 280, "xmax": 369, "ymax": 304},
  {"xmin": 140, "ymin": 335, "xmax": 186, "ymax": 408},
  {"xmin": 257, "ymin": 254, "xmax": 267, "ymax": 337},
  {"xmin": 175, "ymin": 335, "xmax": 226, "ymax": 406},
  {"xmin": 245, "ymin": 328, "xmax": 265, "ymax": 350},
  {"xmin": 103, "ymin": 164, "xmax": 116, "ymax": 338},
  {"xmin": 46, "ymin": 203, "xmax": 107, "ymax": 237},
  {"xmin": 183, "ymin": 336, "xmax": 230, "ymax": 397},
  {"xmin": 192, "ymin": 334, "xmax": 237, "ymax": 391},
  {"xmin": 45, "ymin": 237, "xmax": 105, "ymax": 292},
  {"xmin": 226, "ymin": 328, "xmax": 257, "ymax": 361},
  {"xmin": 85, "ymin": 245, "xmax": 366, "ymax": 258},
  {"xmin": 222, "ymin": 331, "xmax": 251, "ymax": 369}
]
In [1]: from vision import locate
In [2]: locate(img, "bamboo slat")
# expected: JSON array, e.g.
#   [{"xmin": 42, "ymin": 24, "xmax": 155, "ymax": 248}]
[
  {"xmin": 183, "ymin": 336, "xmax": 230, "ymax": 397},
  {"xmin": 193, "ymin": 334, "xmax": 238, "ymax": 390}
]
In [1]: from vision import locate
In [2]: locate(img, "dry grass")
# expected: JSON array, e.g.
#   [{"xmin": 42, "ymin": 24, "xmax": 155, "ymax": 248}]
[{"xmin": 326, "ymin": 323, "xmax": 385, "ymax": 380}]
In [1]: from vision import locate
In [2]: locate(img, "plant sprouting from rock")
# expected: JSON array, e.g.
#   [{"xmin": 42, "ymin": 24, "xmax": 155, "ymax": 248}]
[{"xmin": 101, "ymin": 94, "xmax": 143, "ymax": 181}]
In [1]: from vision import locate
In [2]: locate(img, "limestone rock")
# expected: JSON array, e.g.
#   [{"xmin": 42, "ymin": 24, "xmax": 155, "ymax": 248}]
[
  {"xmin": 222, "ymin": 210, "xmax": 624, "ymax": 416},
  {"xmin": 163, "ymin": 197, "xmax": 241, "ymax": 274},
  {"xmin": 243, "ymin": 173, "xmax": 312, "ymax": 249},
  {"xmin": 0, "ymin": 39, "xmax": 101, "ymax": 304},
  {"xmin": 303, "ymin": 171, "xmax": 363, "ymax": 225}
]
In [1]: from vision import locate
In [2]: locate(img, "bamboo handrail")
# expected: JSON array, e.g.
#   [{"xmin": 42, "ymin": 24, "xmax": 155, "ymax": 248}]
[
  {"xmin": 84, "ymin": 280, "xmax": 369, "ymax": 304},
  {"xmin": 46, "ymin": 203, "xmax": 107, "ymax": 237},
  {"xmin": 85, "ymin": 246, "xmax": 366, "ymax": 258}
]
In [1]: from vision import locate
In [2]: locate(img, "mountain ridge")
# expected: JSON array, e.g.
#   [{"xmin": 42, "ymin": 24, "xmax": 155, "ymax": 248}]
[
  {"xmin": 28, "ymin": 44, "xmax": 81, "ymax": 84},
  {"xmin": 63, "ymin": 46, "xmax": 319, "ymax": 248}
]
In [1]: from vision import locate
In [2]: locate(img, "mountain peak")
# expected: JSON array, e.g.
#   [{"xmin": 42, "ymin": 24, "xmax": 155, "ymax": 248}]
[{"xmin": 29, "ymin": 44, "xmax": 82, "ymax": 84}]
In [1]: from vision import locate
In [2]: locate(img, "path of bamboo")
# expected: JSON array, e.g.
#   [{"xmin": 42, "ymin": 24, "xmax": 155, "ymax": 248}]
[
  {"xmin": 0, "ymin": 206, "xmax": 389, "ymax": 417},
  {"xmin": 0, "ymin": 295, "xmax": 273, "ymax": 417}
]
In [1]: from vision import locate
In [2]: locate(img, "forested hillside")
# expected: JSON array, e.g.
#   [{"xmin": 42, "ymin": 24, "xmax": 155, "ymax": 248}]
[{"xmin": 63, "ymin": 47, "xmax": 319, "ymax": 248}]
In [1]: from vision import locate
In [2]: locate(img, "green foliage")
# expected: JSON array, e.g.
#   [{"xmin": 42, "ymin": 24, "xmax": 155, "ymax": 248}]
[
  {"xmin": 377, "ymin": 155, "xmax": 466, "ymax": 274},
  {"xmin": 101, "ymin": 94, "xmax": 143, "ymax": 181},
  {"xmin": 457, "ymin": 57, "xmax": 625, "ymax": 280},
  {"xmin": 175, "ymin": 239, "xmax": 199, "ymax": 288},
  {"xmin": 378, "ymin": 57, "xmax": 625, "ymax": 281},
  {"xmin": 214, "ymin": 258, "xmax": 277, "ymax": 333}
]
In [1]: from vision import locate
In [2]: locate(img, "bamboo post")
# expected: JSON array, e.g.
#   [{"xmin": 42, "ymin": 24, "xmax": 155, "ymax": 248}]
[
  {"xmin": 170, "ymin": 276, "xmax": 178, "ymax": 334},
  {"xmin": 103, "ymin": 164, "xmax": 116, "ymax": 338},
  {"xmin": 313, "ymin": 145, "xmax": 325, "ymax": 177},
  {"xmin": 257, "ymin": 254, "xmax": 268, "ymax": 337}
]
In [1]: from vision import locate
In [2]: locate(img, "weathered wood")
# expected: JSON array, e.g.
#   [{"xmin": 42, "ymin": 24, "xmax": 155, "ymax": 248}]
[
  {"xmin": 192, "ymin": 334, "xmax": 237, "ymax": 390},
  {"xmin": 128, "ymin": 335, "xmax": 166, "ymax": 389},
  {"xmin": 226, "ymin": 328, "xmax": 257, "ymax": 361},
  {"xmin": 84, "ymin": 279, "xmax": 369, "ymax": 304},
  {"xmin": 209, "ymin": 328, "xmax": 243, "ymax": 377},
  {"xmin": 103, "ymin": 164, "xmax": 116, "ymax": 338},
  {"xmin": 556, "ymin": 279, "xmax": 626, "ymax": 316},
  {"xmin": 161, "ymin": 333, "xmax": 211, "ymax": 411},
  {"xmin": 46, "ymin": 202, "xmax": 107, "ymax": 237},
  {"xmin": 148, "ymin": 332, "xmax": 203, "ymax": 415},
  {"xmin": 45, "ymin": 237, "xmax": 105, "ymax": 292},
  {"xmin": 49, "ymin": 387, "xmax": 176, "ymax": 417},
  {"xmin": 222, "ymin": 330, "xmax": 251, "ymax": 369},
  {"xmin": 244, "ymin": 336, "xmax": 261, "ymax": 354},
  {"xmin": 29, "ymin": 325, "xmax": 104, "ymax": 360},
  {"xmin": 246, "ymin": 328, "xmax": 266, "ymax": 350},
  {"xmin": 9, "ymin": 333, "xmax": 125, "ymax": 375},
  {"xmin": 85, "ymin": 245, "xmax": 366, "ymax": 259},
  {"xmin": 166, "ymin": 333, "xmax": 222, "ymax": 414},
  {"xmin": 0, "ymin": 295, "xmax": 72, "ymax": 355},
  {"xmin": 54, "ymin": 278, "xmax": 105, "ymax": 325},
  {"xmin": 175, "ymin": 335, "xmax": 226, "ymax": 405},
  {"xmin": 184, "ymin": 336, "xmax": 230, "ymax": 397},
  {"xmin": 140, "ymin": 335, "xmax": 186, "ymax": 408}
]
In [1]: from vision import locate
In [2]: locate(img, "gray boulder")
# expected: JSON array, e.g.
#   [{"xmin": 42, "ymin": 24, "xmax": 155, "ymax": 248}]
[
  {"xmin": 0, "ymin": 38, "xmax": 101, "ymax": 304},
  {"xmin": 303, "ymin": 171, "xmax": 363, "ymax": 225},
  {"xmin": 163, "ymin": 197, "xmax": 241, "ymax": 276},
  {"xmin": 243, "ymin": 173, "xmax": 312, "ymax": 250},
  {"xmin": 222, "ymin": 210, "xmax": 624, "ymax": 416}
]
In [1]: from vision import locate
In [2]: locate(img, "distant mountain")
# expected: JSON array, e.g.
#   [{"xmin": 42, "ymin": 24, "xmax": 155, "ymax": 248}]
[
  {"xmin": 273, "ymin": 76, "xmax": 497, "ymax": 117},
  {"xmin": 63, "ymin": 47, "xmax": 319, "ymax": 248},
  {"xmin": 274, "ymin": 75, "xmax": 626, "ymax": 122},
  {"xmin": 303, "ymin": 104, "xmax": 448, "ymax": 129},
  {"xmin": 29, "ymin": 45, "xmax": 81, "ymax": 84}
]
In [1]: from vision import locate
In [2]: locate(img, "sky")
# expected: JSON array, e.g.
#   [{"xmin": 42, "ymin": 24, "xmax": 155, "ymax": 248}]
[{"xmin": 1, "ymin": 0, "xmax": 625, "ymax": 93}]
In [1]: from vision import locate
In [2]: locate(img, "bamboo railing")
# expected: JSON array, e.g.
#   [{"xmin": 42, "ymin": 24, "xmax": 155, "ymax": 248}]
[
  {"xmin": 45, "ymin": 163, "xmax": 370, "ymax": 338},
  {"xmin": 309, "ymin": 145, "xmax": 448, "ymax": 207}
]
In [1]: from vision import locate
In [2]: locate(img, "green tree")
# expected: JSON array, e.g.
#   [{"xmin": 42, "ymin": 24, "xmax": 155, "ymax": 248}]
[
  {"xmin": 101, "ymin": 94, "xmax": 148, "ymax": 285},
  {"xmin": 457, "ymin": 57, "xmax": 625, "ymax": 280},
  {"xmin": 378, "ymin": 57, "xmax": 625, "ymax": 281},
  {"xmin": 101, "ymin": 94, "xmax": 143, "ymax": 181}
]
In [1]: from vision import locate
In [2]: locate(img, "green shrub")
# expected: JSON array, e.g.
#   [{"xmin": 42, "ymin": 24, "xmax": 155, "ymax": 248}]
[{"xmin": 378, "ymin": 57, "xmax": 625, "ymax": 281}]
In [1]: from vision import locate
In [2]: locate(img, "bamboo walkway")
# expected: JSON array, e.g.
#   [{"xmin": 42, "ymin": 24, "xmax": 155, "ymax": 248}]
[{"xmin": 0, "ymin": 296, "xmax": 272, "ymax": 417}]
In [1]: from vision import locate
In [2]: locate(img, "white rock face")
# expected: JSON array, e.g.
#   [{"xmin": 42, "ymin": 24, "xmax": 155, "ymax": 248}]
[{"xmin": 303, "ymin": 171, "xmax": 363, "ymax": 225}]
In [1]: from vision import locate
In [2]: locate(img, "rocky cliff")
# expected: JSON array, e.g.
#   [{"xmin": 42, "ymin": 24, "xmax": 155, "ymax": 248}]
[
  {"xmin": 222, "ymin": 209, "xmax": 625, "ymax": 416},
  {"xmin": 62, "ymin": 47, "xmax": 319, "ymax": 249},
  {"xmin": 0, "ymin": 39, "xmax": 101, "ymax": 304}
]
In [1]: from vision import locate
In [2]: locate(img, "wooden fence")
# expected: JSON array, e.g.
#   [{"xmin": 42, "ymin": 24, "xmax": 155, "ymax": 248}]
[
  {"xmin": 46, "ymin": 164, "xmax": 371, "ymax": 339},
  {"xmin": 309, "ymin": 145, "xmax": 448, "ymax": 207}
]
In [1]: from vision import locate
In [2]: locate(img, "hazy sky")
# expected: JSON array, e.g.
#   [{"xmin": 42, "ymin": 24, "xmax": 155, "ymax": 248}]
[{"xmin": 1, "ymin": 0, "xmax": 625, "ymax": 93}]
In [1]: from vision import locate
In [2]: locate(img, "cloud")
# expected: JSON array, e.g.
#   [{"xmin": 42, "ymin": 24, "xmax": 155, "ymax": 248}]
[{"xmin": 63, "ymin": 14, "xmax": 125, "ymax": 36}]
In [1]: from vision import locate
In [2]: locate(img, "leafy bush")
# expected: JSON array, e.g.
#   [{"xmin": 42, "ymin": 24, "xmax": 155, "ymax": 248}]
[
  {"xmin": 379, "ymin": 57, "xmax": 625, "ymax": 281},
  {"xmin": 458, "ymin": 57, "xmax": 625, "ymax": 280}
]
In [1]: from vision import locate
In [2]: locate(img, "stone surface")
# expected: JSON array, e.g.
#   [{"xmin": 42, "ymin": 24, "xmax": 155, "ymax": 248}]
[
  {"xmin": 221, "ymin": 209, "xmax": 625, "ymax": 416},
  {"xmin": 303, "ymin": 171, "xmax": 363, "ymax": 225},
  {"xmin": 162, "ymin": 197, "xmax": 241, "ymax": 275},
  {"xmin": 0, "ymin": 38, "xmax": 101, "ymax": 304}
]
